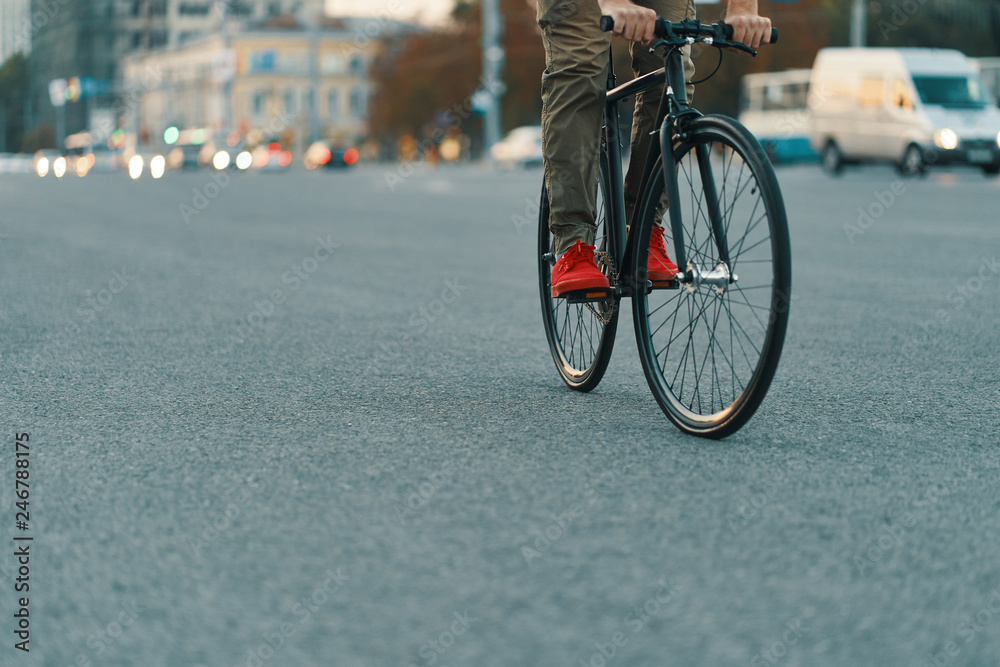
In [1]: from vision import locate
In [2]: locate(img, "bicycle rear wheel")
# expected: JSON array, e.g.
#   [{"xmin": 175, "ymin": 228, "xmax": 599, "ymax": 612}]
[
  {"xmin": 632, "ymin": 115, "xmax": 791, "ymax": 438},
  {"xmin": 538, "ymin": 173, "xmax": 620, "ymax": 392}
]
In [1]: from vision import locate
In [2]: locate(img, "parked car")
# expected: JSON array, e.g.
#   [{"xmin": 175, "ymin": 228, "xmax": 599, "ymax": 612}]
[
  {"xmin": 252, "ymin": 139, "xmax": 293, "ymax": 172},
  {"xmin": 490, "ymin": 126, "xmax": 543, "ymax": 168},
  {"xmin": 304, "ymin": 141, "xmax": 359, "ymax": 170},
  {"xmin": 809, "ymin": 48, "xmax": 1000, "ymax": 176}
]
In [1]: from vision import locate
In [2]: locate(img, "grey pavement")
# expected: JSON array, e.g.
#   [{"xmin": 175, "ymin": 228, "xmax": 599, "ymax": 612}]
[{"xmin": 1, "ymin": 161, "xmax": 999, "ymax": 667}]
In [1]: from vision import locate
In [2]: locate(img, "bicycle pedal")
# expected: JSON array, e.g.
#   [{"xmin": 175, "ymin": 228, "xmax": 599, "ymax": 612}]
[
  {"xmin": 649, "ymin": 279, "xmax": 680, "ymax": 290},
  {"xmin": 564, "ymin": 288, "xmax": 613, "ymax": 303}
]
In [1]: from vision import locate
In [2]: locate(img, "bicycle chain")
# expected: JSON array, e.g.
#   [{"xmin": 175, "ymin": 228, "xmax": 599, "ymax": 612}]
[{"xmin": 585, "ymin": 251, "xmax": 617, "ymax": 325}]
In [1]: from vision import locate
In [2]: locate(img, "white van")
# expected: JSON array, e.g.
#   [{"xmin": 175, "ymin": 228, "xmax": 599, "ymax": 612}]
[{"xmin": 808, "ymin": 48, "xmax": 1000, "ymax": 176}]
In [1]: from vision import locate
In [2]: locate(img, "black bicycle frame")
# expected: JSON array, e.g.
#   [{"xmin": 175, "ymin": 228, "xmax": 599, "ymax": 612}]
[{"xmin": 602, "ymin": 44, "xmax": 731, "ymax": 286}]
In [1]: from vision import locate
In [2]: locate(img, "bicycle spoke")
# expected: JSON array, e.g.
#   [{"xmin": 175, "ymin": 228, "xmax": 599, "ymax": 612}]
[{"xmin": 638, "ymin": 125, "xmax": 786, "ymax": 428}]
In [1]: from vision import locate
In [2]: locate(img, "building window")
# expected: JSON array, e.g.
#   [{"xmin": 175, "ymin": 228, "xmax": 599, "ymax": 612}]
[
  {"xmin": 349, "ymin": 87, "xmax": 365, "ymax": 118},
  {"xmin": 250, "ymin": 50, "xmax": 276, "ymax": 73},
  {"xmin": 253, "ymin": 91, "xmax": 266, "ymax": 116},
  {"xmin": 284, "ymin": 89, "xmax": 296, "ymax": 114},
  {"xmin": 322, "ymin": 53, "xmax": 344, "ymax": 75},
  {"xmin": 327, "ymin": 90, "xmax": 339, "ymax": 119},
  {"xmin": 179, "ymin": 3, "xmax": 211, "ymax": 16},
  {"xmin": 349, "ymin": 55, "xmax": 365, "ymax": 76}
]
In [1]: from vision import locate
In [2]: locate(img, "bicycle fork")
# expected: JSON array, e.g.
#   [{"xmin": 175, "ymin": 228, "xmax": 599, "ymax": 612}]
[
  {"xmin": 658, "ymin": 52, "xmax": 734, "ymax": 293},
  {"xmin": 660, "ymin": 126, "xmax": 735, "ymax": 293}
]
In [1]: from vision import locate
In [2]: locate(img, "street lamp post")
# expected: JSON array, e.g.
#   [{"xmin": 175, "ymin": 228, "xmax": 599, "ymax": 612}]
[
  {"xmin": 481, "ymin": 0, "xmax": 503, "ymax": 154},
  {"xmin": 850, "ymin": 0, "xmax": 867, "ymax": 47}
]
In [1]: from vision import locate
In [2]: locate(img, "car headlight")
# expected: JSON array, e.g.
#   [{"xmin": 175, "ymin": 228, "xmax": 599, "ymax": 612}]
[
  {"xmin": 36, "ymin": 157, "xmax": 49, "ymax": 177},
  {"xmin": 213, "ymin": 150, "xmax": 231, "ymax": 170},
  {"xmin": 150, "ymin": 155, "xmax": 166, "ymax": 179},
  {"xmin": 934, "ymin": 128, "xmax": 959, "ymax": 150},
  {"xmin": 128, "ymin": 155, "xmax": 143, "ymax": 180}
]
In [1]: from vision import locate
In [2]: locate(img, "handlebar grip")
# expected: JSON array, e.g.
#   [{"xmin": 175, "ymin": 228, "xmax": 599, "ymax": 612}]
[
  {"xmin": 600, "ymin": 15, "xmax": 614, "ymax": 32},
  {"xmin": 720, "ymin": 21, "xmax": 779, "ymax": 44}
]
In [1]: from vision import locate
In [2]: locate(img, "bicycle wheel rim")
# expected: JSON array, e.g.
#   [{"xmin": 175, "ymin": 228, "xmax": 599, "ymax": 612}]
[
  {"xmin": 633, "ymin": 116, "xmax": 791, "ymax": 437},
  {"xmin": 538, "ymin": 174, "xmax": 620, "ymax": 392}
]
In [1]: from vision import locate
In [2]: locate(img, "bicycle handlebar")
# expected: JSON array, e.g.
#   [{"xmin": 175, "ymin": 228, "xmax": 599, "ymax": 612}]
[{"xmin": 599, "ymin": 16, "xmax": 778, "ymax": 48}]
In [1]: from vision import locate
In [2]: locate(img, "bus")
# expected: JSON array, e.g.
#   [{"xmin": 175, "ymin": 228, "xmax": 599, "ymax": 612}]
[{"xmin": 739, "ymin": 68, "xmax": 818, "ymax": 164}]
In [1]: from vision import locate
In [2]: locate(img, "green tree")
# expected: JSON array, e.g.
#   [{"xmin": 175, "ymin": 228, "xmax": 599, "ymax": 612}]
[{"xmin": 368, "ymin": 0, "xmax": 544, "ymax": 153}]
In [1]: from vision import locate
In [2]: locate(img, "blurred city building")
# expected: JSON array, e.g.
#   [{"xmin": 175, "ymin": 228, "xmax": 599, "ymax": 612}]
[
  {"xmin": 27, "ymin": 0, "xmax": 327, "ymax": 147},
  {"xmin": 0, "ymin": 0, "xmax": 31, "ymax": 62},
  {"xmin": 120, "ymin": 14, "xmax": 414, "ymax": 155}
]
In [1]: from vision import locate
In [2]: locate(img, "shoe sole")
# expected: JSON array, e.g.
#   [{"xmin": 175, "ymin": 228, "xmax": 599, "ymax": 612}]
[
  {"xmin": 648, "ymin": 268, "xmax": 678, "ymax": 281},
  {"xmin": 551, "ymin": 276, "xmax": 611, "ymax": 298}
]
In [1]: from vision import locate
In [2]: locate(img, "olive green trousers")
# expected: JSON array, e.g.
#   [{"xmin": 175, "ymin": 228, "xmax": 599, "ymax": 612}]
[{"xmin": 537, "ymin": 0, "xmax": 696, "ymax": 254}]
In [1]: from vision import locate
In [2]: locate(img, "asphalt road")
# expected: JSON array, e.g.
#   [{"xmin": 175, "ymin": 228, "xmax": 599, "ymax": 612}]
[{"xmin": 1, "ymin": 161, "xmax": 999, "ymax": 667}]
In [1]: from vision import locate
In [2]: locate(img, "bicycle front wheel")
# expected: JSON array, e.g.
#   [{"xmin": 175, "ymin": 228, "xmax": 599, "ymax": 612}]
[
  {"xmin": 538, "ymin": 176, "xmax": 620, "ymax": 392},
  {"xmin": 632, "ymin": 115, "xmax": 791, "ymax": 438}
]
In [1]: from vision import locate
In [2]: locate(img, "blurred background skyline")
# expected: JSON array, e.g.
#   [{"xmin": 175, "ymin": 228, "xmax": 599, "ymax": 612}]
[{"xmin": 0, "ymin": 0, "xmax": 998, "ymax": 172}]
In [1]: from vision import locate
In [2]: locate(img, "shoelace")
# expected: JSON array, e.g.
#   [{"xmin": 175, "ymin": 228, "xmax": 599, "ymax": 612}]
[
  {"xmin": 559, "ymin": 245, "xmax": 595, "ymax": 271},
  {"xmin": 650, "ymin": 225, "xmax": 669, "ymax": 255}
]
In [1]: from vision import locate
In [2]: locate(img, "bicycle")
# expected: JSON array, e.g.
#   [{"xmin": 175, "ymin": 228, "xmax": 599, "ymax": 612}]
[{"xmin": 538, "ymin": 17, "xmax": 792, "ymax": 439}]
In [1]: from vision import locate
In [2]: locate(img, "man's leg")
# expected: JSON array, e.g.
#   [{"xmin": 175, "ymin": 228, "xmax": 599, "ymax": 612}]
[
  {"xmin": 538, "ymin": 1, "xmax": 610, "ymax": 255},
  {"xmin": 622, "ymin": 0, "xmax": 696, "ymax": 223}
]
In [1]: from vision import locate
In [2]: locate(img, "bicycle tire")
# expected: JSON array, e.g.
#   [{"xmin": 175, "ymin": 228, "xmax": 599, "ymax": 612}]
[
  {"xmin": 538, "ymin": 172, "xmax": 620, "ymax": 392},
  {"xmin": 632, "ymin": 115, "xmax": 791, "ymax": 438}
]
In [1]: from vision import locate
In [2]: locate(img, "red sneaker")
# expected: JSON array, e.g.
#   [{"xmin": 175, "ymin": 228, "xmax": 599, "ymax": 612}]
[
  {"xmin": 648, "ymin": 224, "xmax": 679, "ymax": 280},
  {"xmin": 551, "ymin": 240, "xmax": 610, "ymax": 297}
]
